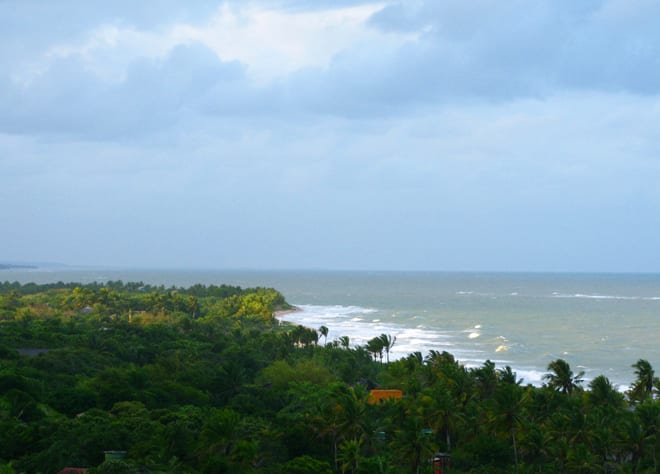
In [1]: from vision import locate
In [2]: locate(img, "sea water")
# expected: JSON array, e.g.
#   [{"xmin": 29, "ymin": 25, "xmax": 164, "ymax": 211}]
[{"xmin": 3, "ymin": 269, "xmax": 659, "ymax": 389}]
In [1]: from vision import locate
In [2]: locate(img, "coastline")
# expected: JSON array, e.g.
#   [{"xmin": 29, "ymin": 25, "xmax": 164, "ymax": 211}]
[
  {"xmin": 273, "ymin": 306, "xmax": 302, "ymax": 319},
  {"xmin": 4, "ymin": 268, "xmax": 654, "ymax": 391}
]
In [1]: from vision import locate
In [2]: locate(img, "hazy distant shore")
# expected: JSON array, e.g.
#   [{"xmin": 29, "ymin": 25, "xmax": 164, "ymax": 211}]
[{"xmin": 0, "ymin": 263, "xmax": 38, "ymax": 270}]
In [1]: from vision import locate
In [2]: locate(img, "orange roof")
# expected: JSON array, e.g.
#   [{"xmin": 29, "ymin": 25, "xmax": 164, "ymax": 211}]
[{"xmin": 368, "ymin": 389, "xmax": 403, "ymax": 404}]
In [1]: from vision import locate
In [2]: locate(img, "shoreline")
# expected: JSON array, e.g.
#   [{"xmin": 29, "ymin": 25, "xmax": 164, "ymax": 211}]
[
  {"xmin": 273, "ymin": 306, "xmax": 302, "ymax": 319},
  {"xmin": 268, "ymin": 303, "xmax": 634, "ymax": 391}
]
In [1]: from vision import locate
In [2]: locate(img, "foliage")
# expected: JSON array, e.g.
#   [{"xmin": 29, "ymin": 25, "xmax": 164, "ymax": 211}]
[{"xmin": 0, "ymin": 281, "xmax": 658, "ymax": 473}]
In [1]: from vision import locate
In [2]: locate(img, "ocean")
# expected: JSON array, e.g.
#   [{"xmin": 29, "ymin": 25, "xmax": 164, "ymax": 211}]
[{"xmin": 3, "ymin": 268, "xmax": 659, "ymax": 389}]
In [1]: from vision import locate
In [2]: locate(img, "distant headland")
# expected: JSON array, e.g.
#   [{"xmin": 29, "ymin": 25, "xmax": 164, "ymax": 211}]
[{"xmin": 0, "ymin": 263, "xmax": 38, "ymax": 270}]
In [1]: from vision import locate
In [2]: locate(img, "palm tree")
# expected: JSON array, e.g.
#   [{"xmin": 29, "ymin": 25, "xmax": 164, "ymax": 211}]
[
  {"xmin": 635, "ymin": 400, "xmax": 660, "ymax": 473},
  {"xmin": 519, "ymin": 422, "xmax": 552, "ymax": 471},
  {"xmin": 292, "ymin": 326, "xmax": 318, "ymax": 347},
  {"xmin": 390, "ymin": 413, "xmax": 434, "ymax": 474},
  {"xmin": 544, "ymin": 359, "xmax": 584, "ymax": 395},
  {"xmin": 473, "ymin": 360, "xmax": 498, "ymax": 399},
  {"xmin": 587, "ymin": 406, "xmax": 621, "ymax": 472},
  {"xmin": 319, "ymin": 325, "xmax": 329, "ymax": 346},
  {"xmin": 379, "ymin": 333, "xmax": 396, "ymax": 363},
  {"xmin": 621, "ymin": 411, "xmax": 650, "ymax": 474},
  {"xmin": 492, "ymin": 383, "xmax": 526, "ymax": 473},
  {"xmin": 335, "ymin": 385, "xmax": 371, "ymax": 443},
  {"xmin": 338, "ymin": 335, "xmax": 350, "ymax": 349},
  {"xmin": 312, "ymin": 385, "xmax": 367, "ymax": 470},
  {"xmin": 424, "ymin": 350, "xmax": 466, "ymax": 390},
  {"xmin": 337, "ymin": 438, "xmax": 362, "ymax": 474},
  {"xmin": 498, "ymin": 365, "xmax": 523, "ymax": 386},
  {"xmin": 199, "ymin": 408, "xmax": 241, "ymax": 457},
  {"xmin": 565, "ymin": 443, "xmax": 601, "ymax": 473},
  {"xmin": 406, "ymin": 351, "xmax": 424, "ymax": 369},
  {"xmin": 587, "ymin": 375, "xmax": 624, "ymax": 410},
  {"xmin": 427, "ymin": 384, "xmax": 463, "ymax": 452},
  {"xmin": 366, "ymin": 337, "xmax": 384, "ymax": 363},
  {"xmin": 425, "ymin": 350, "xmax": 456, "ymax": 368},
  {"xmin": 628, "ymin": 359, "xmax": 659, "ymax": 403}
]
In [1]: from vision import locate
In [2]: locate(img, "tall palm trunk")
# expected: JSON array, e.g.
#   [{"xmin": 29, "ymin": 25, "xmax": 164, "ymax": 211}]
[
  {"xmin": 511, "ymin": 428, "xmax": 519, "ymax": 474},
  {"xmin": 333, "ymin": 436, "xmax": 338, "ymax": 472}
]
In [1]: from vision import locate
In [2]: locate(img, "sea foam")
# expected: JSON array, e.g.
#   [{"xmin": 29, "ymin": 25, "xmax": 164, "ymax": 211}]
[{"xmin": 278, "ymin": 303, "xmax": 520, "ymax": 378}]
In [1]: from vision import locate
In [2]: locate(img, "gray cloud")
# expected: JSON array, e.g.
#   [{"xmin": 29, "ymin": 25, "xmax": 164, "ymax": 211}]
[
  {"xmin": 2, "ymin": 0, "xmax": 659, "ymax": 140},
  {"xmin": 366, "ymin": 0, "xmax": 660, "ymax": 98},
  {"xmin": 1, "ymin": 43, "xmax": 248, "ymax": 139}
]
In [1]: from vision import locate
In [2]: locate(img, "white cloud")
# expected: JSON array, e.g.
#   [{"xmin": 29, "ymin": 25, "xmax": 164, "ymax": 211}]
[
  {"xmin": 173, "ymin": 3, "xmax": 407, "ymax": 82},
  {"xmin": 46, "ymin": 26, "xmax": 172, "ymax": 83},
  {"xmin": 18, "ymin": 2, "xmax": 413, "ymax": 86}
]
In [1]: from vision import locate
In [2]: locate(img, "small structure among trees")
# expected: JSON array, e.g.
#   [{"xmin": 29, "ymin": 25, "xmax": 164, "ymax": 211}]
[{"xmin": 368, "ymin": 389, "xmax": 403, "ymax": 404}]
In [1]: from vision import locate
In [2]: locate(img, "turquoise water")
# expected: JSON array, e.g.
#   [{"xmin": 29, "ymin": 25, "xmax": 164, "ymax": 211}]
[{"xmin": 3, "ymin": 268, "xmax": 659, "ymax": 388}]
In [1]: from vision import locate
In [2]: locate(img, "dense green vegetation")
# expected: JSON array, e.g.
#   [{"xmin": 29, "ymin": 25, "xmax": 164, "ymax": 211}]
[{"xmin": 0, "ymin": 281, "xmax": 659, "ymax": 473}]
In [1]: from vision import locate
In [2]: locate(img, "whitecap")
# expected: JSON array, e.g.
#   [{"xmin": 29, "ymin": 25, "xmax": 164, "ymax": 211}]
[
  {"xmin": 515, "ymin": 368, "xmax": 545, "ymax": 386},
  {"xmin": 551, "ymin": 293, "xmax": 660, "ymax": 301}
]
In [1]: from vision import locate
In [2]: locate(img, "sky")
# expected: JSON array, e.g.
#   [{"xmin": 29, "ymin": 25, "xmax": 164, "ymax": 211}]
[{"xmin": 1, "ymin": 0, "xmax": 659, "ymax": 272}]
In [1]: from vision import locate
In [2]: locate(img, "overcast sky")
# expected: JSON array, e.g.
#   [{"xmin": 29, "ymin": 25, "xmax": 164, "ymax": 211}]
[{"xmin": 1, "ymin": 0, "xmax": 659, "ymax": 272}]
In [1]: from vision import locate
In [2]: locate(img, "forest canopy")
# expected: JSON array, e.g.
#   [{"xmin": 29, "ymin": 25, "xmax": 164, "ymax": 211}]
[{"xmin": 0, "ymin": 281, "xmax": 659, "ymax": 474}]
